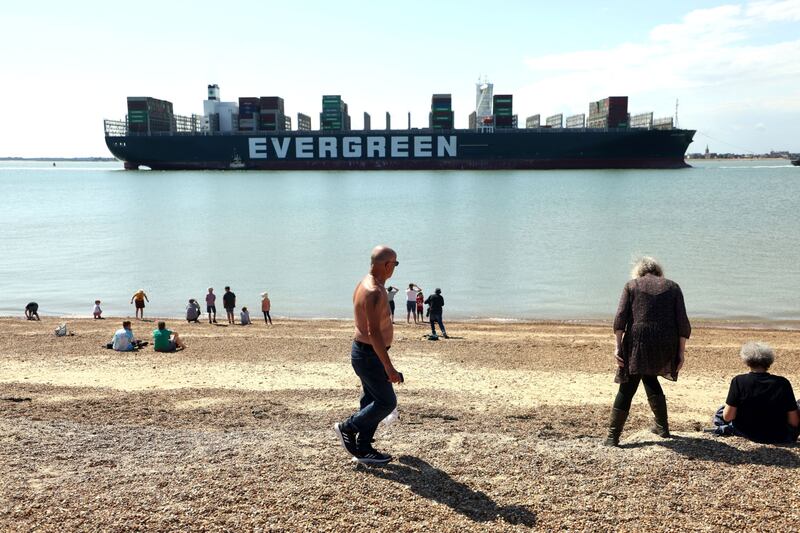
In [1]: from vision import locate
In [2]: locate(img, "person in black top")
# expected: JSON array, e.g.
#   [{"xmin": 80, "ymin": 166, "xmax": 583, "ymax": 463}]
[
  {"xmin": 424, "ymin": 288, "xmax": 448, "ymax": 338},
  {"xmin": 222, "ymin": 286, "xmax": 236, "ymax": 325},
  {"xmin": 713, "ymin": 342, "xmax": 800, "ymax": 444},
  {"xmin": 25, "ymin": 302, "xmax": 40, "ymax": 321}
]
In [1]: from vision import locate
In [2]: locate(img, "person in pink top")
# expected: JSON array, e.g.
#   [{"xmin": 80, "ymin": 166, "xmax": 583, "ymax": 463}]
[{"xmin": 205, "ymin": 287, "xmax": 217, "ymax": 324}]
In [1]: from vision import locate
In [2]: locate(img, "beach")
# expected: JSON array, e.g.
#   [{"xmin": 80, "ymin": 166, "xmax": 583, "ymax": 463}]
[{"xmin": 1, "ymin": 316, "xmax": 799, "ymax": 531}]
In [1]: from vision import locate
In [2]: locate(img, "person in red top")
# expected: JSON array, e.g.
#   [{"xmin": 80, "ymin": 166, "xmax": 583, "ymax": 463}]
[
  {"xmin": 261, "ymin": 292, "xmax": 272, "ymax": 325},
  {"xmin": 416, "ymin": 290, "xmax": 424, "ymax": 323}
]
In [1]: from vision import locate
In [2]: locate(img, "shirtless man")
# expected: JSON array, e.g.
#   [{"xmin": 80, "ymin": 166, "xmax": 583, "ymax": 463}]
[{"xmin": 334, "ymin": 245, "xmax": 402, "ymax": 465}]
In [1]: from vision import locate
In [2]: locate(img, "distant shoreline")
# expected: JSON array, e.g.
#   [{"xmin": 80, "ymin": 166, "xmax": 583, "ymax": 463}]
[
  {"xmin": 0, "ymin": 157, "xmax": 117, "ymax": 162},
  {"xmin": 4, "ymin": 314, "xmax": 799, "ymax": 331}
]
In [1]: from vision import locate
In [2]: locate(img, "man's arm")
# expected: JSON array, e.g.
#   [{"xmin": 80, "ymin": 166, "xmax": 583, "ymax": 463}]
[
  {"xmin": 723, "ymin": 404, "xmax": 737, "ymax": 423},
  {"xmin": 365, "ymin": 290, "xmax": 401, "ymax": 383},
  {"xmin": 788, "ymin": 409, "xmax": 799, "ymax": 428}
]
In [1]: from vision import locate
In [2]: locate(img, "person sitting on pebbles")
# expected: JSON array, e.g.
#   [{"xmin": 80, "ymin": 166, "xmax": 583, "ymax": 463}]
[
  {"xmin": 153, "ymin": 321, "xmax": 186, "ymax": 353},
  {"xmin": 712, "ymin": 342, "xmax": 800, "ymax": 444}
]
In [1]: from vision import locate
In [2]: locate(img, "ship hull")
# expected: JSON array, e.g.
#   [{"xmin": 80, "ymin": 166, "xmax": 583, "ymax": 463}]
[{"xmin": 105, "ymin": 128, "xmax": 695, "ymax": 170}]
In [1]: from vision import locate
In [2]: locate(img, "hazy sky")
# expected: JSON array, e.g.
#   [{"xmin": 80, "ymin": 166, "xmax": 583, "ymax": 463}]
[{"xmin": 2, "ymin": 0, "xmax": 798, "ymax": 156}]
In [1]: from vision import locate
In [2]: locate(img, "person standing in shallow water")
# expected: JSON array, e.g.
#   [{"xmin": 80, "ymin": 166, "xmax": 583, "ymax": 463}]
[
  {"xmin": 334, "ymin": 245, "xmax": 402, "ymax": 465},
  {"xmin": 605, "ymin": 256, "xmax": 691, "ymax": 447}
]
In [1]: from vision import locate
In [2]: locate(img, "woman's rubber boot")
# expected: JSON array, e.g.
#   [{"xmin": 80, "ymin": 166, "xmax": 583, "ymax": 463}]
[
  {"xmin": 604, "ymin": 408, "xmax": 629, "ymax": 447},
  {"xmin": 648, "ymin": 394, "xmax": 671, "ymax": 437}
]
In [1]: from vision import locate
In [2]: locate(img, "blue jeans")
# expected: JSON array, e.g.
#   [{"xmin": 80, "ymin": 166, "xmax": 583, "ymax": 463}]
[
  {"xmin": 346, "ymin": 342, "xmax": 397, "ymax": 446},
  {"xmin": 430, "ymin": 312, "xmax": 446, "ymax": 336},
  {"xmin": 712, "ymin": 403, "xmax": 800, "ymax": 443}
]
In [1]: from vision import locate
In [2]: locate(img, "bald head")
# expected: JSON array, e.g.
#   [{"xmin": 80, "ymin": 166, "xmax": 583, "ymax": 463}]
[{"xmin": 371, "ymin": 245, "xmax": 397, "ymax": 264}]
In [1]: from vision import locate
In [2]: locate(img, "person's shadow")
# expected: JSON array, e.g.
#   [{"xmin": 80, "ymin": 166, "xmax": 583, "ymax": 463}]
[
  {"xmin": 359, "ymin": 455, "xmax": 536, "ymax": 526},
  {"xmin": 625, "ymin": 435, "xmax": 800, "ymax": 467}
]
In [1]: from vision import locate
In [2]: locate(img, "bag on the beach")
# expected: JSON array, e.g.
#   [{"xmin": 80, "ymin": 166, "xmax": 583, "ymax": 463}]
[{"xmin": 54, "ymin": 324, "xmax": 68, "ymax": 337}]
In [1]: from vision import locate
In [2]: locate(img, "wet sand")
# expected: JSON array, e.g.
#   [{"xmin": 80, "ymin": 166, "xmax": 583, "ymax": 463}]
[{"xmin": 1, "ymin": 317, "xmax": 799, "ymax": 531}]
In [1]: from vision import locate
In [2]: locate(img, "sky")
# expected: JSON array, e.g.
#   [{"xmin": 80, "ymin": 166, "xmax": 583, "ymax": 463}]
[{"xmin": 1, "ymin": 0, "xmax": 798, "ymax": 157}]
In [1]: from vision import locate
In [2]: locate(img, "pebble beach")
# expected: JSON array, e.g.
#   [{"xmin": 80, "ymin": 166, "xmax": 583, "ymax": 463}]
[{"xmin": 1, "ymin": 316, "xmax": 799, "ymax": 531}]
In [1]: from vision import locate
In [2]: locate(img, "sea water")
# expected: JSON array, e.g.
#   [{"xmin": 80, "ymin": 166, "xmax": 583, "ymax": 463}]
[{"xmin": 1, "ymin": 160, "xmax": 798, "ymax": 322}]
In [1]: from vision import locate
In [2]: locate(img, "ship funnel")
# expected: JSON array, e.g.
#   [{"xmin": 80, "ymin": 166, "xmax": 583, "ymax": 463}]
[{"xmin": 207, "ymin": 84, "xmax": 220, "ymax": 101}]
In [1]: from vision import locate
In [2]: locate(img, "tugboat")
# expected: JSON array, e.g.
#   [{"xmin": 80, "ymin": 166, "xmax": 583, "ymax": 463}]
[{"xmin": 229, "ymin": 149, "xmax": 246, "ymax": 169}]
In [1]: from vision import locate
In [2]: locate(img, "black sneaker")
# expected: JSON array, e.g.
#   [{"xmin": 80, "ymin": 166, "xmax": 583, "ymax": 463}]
[
  {"xmin": 334, "ymin": 422, "xmax": 360, "ymax": 457},
  {"xmin": 356, "ymin": 443, "xmax": 393, "ymax": 465}
]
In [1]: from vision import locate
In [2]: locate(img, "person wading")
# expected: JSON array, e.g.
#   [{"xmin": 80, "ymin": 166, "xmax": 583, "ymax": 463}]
[{"xmin": 334, "ymin": 245, "xmax": 402, "ymax": 465}]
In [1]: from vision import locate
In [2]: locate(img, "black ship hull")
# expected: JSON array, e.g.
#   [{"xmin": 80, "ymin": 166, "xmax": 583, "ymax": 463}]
[{"xmin": 106, "ymin": 128, "xmax": 695, "ymax": 170}]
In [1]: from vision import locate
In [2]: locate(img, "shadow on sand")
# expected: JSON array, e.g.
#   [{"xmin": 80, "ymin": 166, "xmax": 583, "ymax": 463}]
[
  {"xmin": 624, "ymin": 435, "xmax": 800, "ymax": 467},
  {"xmin": 360, "ymin": 455, "xmax": 536, "ymax": 527}
]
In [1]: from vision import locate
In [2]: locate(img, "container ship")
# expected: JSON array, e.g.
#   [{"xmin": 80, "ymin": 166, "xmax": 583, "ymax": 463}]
[{"xmin": 104, "ymin": 82, "xmax": 695, "ymax": 170}]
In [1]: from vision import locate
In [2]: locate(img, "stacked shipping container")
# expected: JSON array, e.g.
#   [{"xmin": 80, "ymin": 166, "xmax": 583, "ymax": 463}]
[
  {"xmin": 320, "ymin": 95, "xmax": 351, "ymax": 131},
  {"xmin": 238, "ymin": 97, "xmax": 259, "ymax": 131},
  {"xmin": 546, "ymin": 114, "xmax": 563, "ymax": 128},
  {"xmin": 259, "ymin": 96, "xmax": 286, "ymax": 131},
  {"xmin": 493, "ymin": 95, "xmax": 513, "ymax": 128},
  {"xmin": 587, "ymin": 97, "xmax": 628, "ymax": 128},
  {"xmin": 127, "ymin": 97, "xmax": 174, "ymax": 134},
  {"xmin": 429, "ymin": 94, "xmax": 454, "ymax": 130},
  {"xmin": 566, "ymin": 114, "xmax": 586, "ymax": 129},
  {"xmin": 297, "ymin": 113, "xmax": 312, "ymax": 131}
]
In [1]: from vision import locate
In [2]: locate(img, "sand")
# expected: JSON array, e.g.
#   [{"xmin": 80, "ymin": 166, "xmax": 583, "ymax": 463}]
[{"xmin": 1, "ymin": 316, "xmax": 799, "ymax": 531}]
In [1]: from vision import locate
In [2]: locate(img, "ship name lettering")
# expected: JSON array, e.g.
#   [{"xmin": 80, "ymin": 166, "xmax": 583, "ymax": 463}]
[
  {"xmin": 296, "ymin": 138, "xmax": 314, "ymax": 158},
  {"xmin": 249, "ymin": 138, "xmax": 268, "ymax": 159},
  {"xmin": 248, "ymin": 135, "xmax": 457, "ymax": 160},
  {"xmin": 391, "ymin": 136, "xmax": 409, "ymax": 158},
  {"xmin": 271, "ymin": 138, "xmax": 290, "ymax": 158},
  {"xmin": 319, "ymin": 137, "xmax": 337, "ymax": 158},
  {"xmin": 366, "ymin": 137, "xmax": 386, "ymax": 158},
  {"xmin": 343, "ymin": 137, "xmax": 362, "ymax": 157}
]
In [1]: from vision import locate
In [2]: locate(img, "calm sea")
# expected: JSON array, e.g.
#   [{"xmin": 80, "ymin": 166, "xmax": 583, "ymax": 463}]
[{"xmin": 1, "ymin": 160, "xmax": 798, "ymax": 322}]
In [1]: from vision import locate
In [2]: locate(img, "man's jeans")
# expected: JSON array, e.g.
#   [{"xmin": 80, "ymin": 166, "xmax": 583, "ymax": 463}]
[
  {"xmin": 430, "ymin": 312, "xmax": 446, "ymax": 336},
  {"xmin": 346, "ymin": 342, "xmax": 397, "ymax": 446}
]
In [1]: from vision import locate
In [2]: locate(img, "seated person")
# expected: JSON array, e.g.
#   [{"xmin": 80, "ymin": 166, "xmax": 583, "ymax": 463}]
[
  {"xmin": 111, "ymin": 321, "xmax": 142, "ymax": 352},
  {"xmin": 25, "ymin": 302, "xmax": 40, "ymax": 321},
  {"xmin": 713, "ymin": 342, "xmax": 800, "ymax": 444},
  {"xmin": 240, "ymin": 306, "xmax": 251, "ymax": 325},
  {"xmin": 153, "ymin": 321, "xmax": 186, "ymax": 353},
  {"xmin": 186, "ymin": 299, "xmax": 201, "ymax": 323}
]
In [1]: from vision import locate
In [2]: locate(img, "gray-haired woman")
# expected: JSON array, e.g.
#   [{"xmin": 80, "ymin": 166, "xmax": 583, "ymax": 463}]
[
  {"xmin": 712, "ymin": 342, "xmax": 800, "ymax": 443},
  {"xmin": 605, "ymin": 257, "xmax": 692, "ymax": 446}
]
